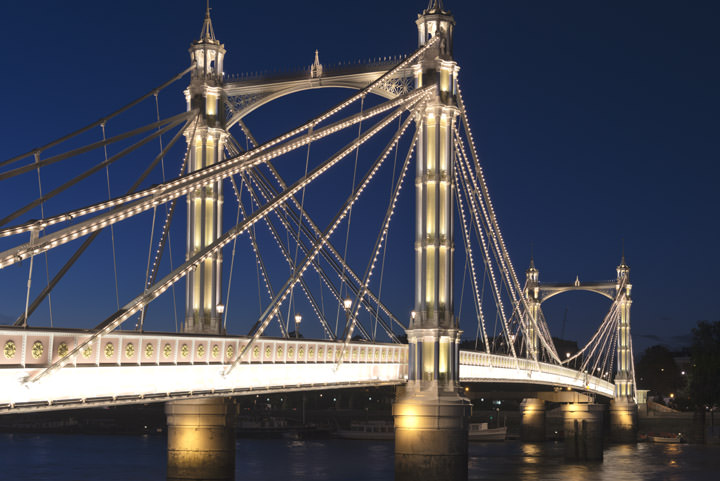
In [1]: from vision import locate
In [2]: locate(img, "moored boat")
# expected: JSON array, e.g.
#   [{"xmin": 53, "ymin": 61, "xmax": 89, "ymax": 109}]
[
  {"xmin": 647, "ymin": 433, "xmax": 685, "ymax": 443},
  {"xmin": 468, "ymin": 422, "xmax": 507, "ymax": 442}
]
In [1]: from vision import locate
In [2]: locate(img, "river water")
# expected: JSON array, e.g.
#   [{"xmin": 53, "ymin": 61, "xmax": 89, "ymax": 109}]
[{"xmin": 2, "ymin": 434, "xmax": 719, "ymax": 480}]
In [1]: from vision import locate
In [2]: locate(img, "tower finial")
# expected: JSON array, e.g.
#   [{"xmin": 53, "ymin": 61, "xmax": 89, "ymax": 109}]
[
  {"xmin": 199, "ymin": 0, "xmax": 216, "ymax": 42},
  {"xmin": 427, "ymin": 0, "xmax": 445, "ymax": 12}
]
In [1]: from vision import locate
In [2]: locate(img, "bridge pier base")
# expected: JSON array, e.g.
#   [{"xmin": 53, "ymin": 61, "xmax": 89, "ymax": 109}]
[
  {"xmin": 520, "ymin": 398, "xmax": 546, "ymax": 442},
  {"xmin": 393, "ymin": 389, "xmax": 470, "ymax": 481},
  {"xmin": 608, "ymin": 400, "xmax": 638, "ymax": 443},
  {"xmin": 561, "ymin": 403, "xmax": 604, "ymax": 461},
  {"xmin": 165, "ymin": 398, "xmax": 236, "ymax": 481}
]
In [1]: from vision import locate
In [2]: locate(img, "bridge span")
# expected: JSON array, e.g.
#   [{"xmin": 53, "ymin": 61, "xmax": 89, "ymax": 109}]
[{"xmin": 0, "ymin": 327, "xmax": 612, "ymax": 414}]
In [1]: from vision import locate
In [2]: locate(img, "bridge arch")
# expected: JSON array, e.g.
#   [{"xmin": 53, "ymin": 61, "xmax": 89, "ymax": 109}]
[{"xmin": 224, "ymin": 72, "xmax": 408, "ymax": 129}]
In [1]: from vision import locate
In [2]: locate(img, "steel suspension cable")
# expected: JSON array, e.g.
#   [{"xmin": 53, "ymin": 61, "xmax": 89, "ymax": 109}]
[
  {"xmin": 245, "ymin": 167, "xmax": 384, "ymax": 341},
  {"xmin": 233, "ymin": 121, "xmax": 405, "ymax": 334},
  {"xmin": 224, "ymin": 107, "xmax": 415, "ymax": 376},
  {"xmin": 0, "ymin": 111, "xmax": 194, "ymax": 230},
  {"xmin": 101, "ymin": 124, "xmax": 121, "ymax": 311},
  {"xmin": 0, "ymin": 90, "xmax": 431, "ymax": 264},
  {"xmin": 30, "ymin": 102, "xmax": 415, "ymax": 383},
  {"xmin": 454, "ymin": 152, "xmax": 490, "ymax": 353},
  {"xmin": 13, "ymin": 114, "xmax": 198, "ymax": 327},
  {"xmin": 336, "ymin": 96, "xmax": 365, "ymax": 337},
  {"xmin": 0, "ymin": 65, "xmax": 194, "ymax": 170},
  {"xmin": 336, "ymin": 117, "xmax": 418, "ymax": 366}
]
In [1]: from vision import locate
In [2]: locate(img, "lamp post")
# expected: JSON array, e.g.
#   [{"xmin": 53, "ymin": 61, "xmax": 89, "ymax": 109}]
[
  {"xmin": 294, "ymin": 313, "xmax": 302, "ymax": 338},
  {"xmin": 343, "ymin": 298, "xmax": 352, "ymax": 337}
]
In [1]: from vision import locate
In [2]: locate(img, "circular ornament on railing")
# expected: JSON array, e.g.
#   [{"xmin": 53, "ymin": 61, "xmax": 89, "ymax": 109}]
[
  {"xmin": 32, "ymin": 341, "xmax": 44, "ymax": 359},
  {"xmin": 104, "ymin": 342, "xmax": 114, "ymax": 358},
  {"xmin": 288, "ymin": 347, "xmax": 295, "ymax": 357},
  {"xmin": 252, "ymin": 346, "xmax": 259, "ymax": 359},
  {"xmin": 3, "ymin": 340, "xmax": 16, "ymax": 359},
  {"xmin": 298, "ymin": 347, "xmax": 305, "ymax": 359},
  {"xmin": 197, "ymin": 344, "xmax": 205, "ymax": 358},
  {"xmin": 226, "ymin": 345, "xmax": 234, "ymax": 359},
  {"xmin": 57, "ymin": 342, "xmax": 69, "ymax": 358},
  {"xmin": 163, "ymin": 343, "xmax": 172, "ymax": 358},
  {"xmin": 83, "ymin": 345, "xmax": 93, "ymax": 358},
  {"xmin": 352, "ymin": 350, "xmax": 358, "ymax": 361},
  {"xmin": 145, "ymin": 343, "xmax": 154, "ymax": 358},
  {"xmin": 360, "ymin": 348, "xmax": 365, "ymax": 360},
  {"xmin": 265, "ymin": 346, "xmax": 271, "ymax": 359},
  {"xmin": 277, "ymin": 346, "xmax": 283, "ymax": 357},
  {"xmin": 317, "ymin": 347, "xmax": 323, "ymax": 358},
  {"xmin": 180, "ymin": 344, "xmax": 189, "ymax": 358},
  {"xmin": 308, "ymin": 347, "xmax": 314, "ymax": 358},
  {"xmin": 211, "ymin": 345, "xmax": 219, "ymax": 359},
  {"xmin": 125, "ymin": 343, "xmax": 135, "ymax": 358}
]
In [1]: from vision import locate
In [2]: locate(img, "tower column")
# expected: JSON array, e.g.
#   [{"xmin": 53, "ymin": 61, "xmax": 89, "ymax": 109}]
[
  {"xmin": 394, "ymin": 3, "xmax": 470, "ymax": 480},
  {"xmin": 168, "ymin": 8, "xmax": 235, "ymax": 480}
]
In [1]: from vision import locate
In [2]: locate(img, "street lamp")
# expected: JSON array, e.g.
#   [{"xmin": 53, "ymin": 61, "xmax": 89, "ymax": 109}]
[
  {"xmin": 294, "ymin": 313, "xmax": 302, "ymax": 338},
  {"xmin": 343, "ymin": 298, "xmax": 352, "ymax": 336}
]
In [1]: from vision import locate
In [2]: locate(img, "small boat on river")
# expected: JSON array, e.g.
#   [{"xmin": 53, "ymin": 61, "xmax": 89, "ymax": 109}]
[
  {"xmin": 468, "ymin": 423, "xmax": 507, "ymax": 442},
  {"xmin": 647, "ymin": 433, "xmax": 685, "ymax": 444}
]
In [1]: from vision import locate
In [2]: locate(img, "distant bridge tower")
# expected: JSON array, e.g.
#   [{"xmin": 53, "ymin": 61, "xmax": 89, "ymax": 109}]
[
  {"xmin": 183, "ymin": 4, "xmax": 227, "ymax": 335},
  {"xmin": 614, "ymin": 256, "xmax": 633, "ymax": 400},
  {"xmin": 609, "ymin": 255, "xmax": 638, "ymax": 443},
  {"xmin": 524, "ymin": 258, "xmax": 540, "ymax": 360},
  {"xmin": 394, "ymin": 2, "xmax": 470, "ymax": 480},
  {"xmin": 166, "ymin": 7, "xmax": 236, "ymax": 481}
]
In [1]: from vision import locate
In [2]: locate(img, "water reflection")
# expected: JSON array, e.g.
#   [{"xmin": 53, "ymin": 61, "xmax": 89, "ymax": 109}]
[{"xmin": 2, "ymin": 434, "xmax": 720, "ymax": 480}]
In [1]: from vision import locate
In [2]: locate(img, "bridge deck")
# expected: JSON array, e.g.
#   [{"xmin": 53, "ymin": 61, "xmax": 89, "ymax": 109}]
[{"xmin": 0, "ymin": 328, "xmax": 613, "ymax": 414}]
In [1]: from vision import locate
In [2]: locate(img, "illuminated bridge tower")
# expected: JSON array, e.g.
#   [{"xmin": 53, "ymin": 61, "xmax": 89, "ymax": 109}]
[
  {"xmin": 166, "ymin": 7, "xmax": 235, "ymax": 481},
  {"xmin": 524, "ymin": 258, "xmax": 540, "ymax": 360},
  {"xmin": 609, "ymin": 255, "xmax": 638, "ymax": 442},
  {"xmin": 393, "ymin": 2, "xmax": 470, "ymax": 480}
]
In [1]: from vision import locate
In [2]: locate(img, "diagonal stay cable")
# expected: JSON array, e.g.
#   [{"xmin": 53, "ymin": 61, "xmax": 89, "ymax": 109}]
[
  {"xmin": 0, "ymin": 65, "xmax": 194, "ymax": 170},
  {"xmin": 223, "ymin": 106, "xmax": 416, "ymax": 376},
  {"xmin": 335, "ymin": 118, "xmax": 419, "ymax": 368},
  {"xmin": 239, "ymin": 170, "xmax": 336, "ymax": 340},
  {"xmin": 0, "ymin": 89, "xmax": 431, "ymax": 263},
  {"xmin": 0, "ymin": 111, "xmax": 194, "ymax": 229},
  {"xmin": 27, "ymin": 103, "xmax": 414, "ymax": 383},
  {"xmin": 247, "ymin": 149, "xmax": 400, "ymax": 341},
  {"xmin": 13, "ymin": 115, "xmax": 198, "ymax": 327}
]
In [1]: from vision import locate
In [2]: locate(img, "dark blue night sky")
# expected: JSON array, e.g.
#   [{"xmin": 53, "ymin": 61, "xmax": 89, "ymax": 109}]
[{"xmin": 0, "ymin": 1, "xmax": 718, "ymax": 354}]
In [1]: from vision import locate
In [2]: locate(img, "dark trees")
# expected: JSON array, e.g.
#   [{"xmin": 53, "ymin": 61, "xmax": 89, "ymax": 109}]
[
  {"xmin": 636, "ymin": 345, "xmax": 683, "ymax": 397},
  {"xmin": 689, "ymin": 321, "xmax": 720, "ymax": 411}
]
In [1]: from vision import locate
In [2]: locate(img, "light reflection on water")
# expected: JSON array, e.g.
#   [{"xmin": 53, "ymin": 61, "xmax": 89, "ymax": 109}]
[{"xmin": 1, "ymin": 434, "xmax": 719, "ymax": 480}]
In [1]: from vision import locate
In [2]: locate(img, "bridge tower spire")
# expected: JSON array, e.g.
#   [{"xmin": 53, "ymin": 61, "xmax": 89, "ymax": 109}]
[
  {"xmin": 183, "ymin": 3, "xmax": 227, "ymax": 335},
  {"xmin": 394, "ymin": 3, "xmax": 470, "ymax": 480}
]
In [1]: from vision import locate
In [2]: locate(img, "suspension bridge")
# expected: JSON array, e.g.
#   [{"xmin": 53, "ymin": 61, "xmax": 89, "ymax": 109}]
[{"xmin": 0, "ymin": 1, "xmax": 637, "ymax": 478}]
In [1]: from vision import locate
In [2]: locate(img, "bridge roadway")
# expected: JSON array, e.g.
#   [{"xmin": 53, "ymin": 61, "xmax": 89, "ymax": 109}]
[{"xmin": 0, "ymin": 327, "xmax": 614, "ymax": 414}]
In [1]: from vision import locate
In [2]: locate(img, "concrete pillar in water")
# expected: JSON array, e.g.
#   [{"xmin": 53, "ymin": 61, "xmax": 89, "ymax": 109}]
[
  {"xmin": 520, "ymin": 398, "xmax": 546, "ymax": 442},
  {"xmin": 394, "ymin": 390, "xmax": 469, "ymax": 481},
  {"xmin": 562, "ymin": 404, "xmax": 604, "ymax": 461},
  {"xmin": 608, "ymin": 399, "xmax": 638, "ymax": 443},
  {"xmin": 166, "ymin": 398, "xmax": 236, "ymax": 481}
]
